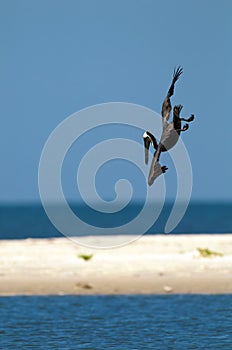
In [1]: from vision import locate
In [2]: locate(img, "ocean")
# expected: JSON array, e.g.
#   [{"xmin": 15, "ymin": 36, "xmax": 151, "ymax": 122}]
[
  {"xmin": 0, "ymin": 202, "xmax": 231, "ymax": 240},
  {"xmin": 1, "ymin": 295, "xmax": 231, "ymax": 349}
]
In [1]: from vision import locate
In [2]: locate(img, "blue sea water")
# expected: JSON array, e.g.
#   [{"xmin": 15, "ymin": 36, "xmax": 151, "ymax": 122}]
[
  {"xmin": 0, "ymin": 202, "xmax": 231, "ymax": 240},
  {"xmin": 0, "ymin": 295, "xmax": 231, "ymax": 349}
]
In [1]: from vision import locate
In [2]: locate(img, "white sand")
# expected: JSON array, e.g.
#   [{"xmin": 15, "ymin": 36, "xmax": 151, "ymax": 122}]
[{"xmin": 0, "ymin": 234, "xmax": 232, "ymax": 295}]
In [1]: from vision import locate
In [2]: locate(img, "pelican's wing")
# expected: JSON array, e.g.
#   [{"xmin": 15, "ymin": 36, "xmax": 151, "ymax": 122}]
[
  {"xmin": 148, "ymin": 147, "xmax": 168, "ymax": 186},
  {"xmin": 143, "ymin": 131, "xmax": 158, "ymax": 164},
  {"xmin": 161, "ymin": 66, "xmax": 183, "ymax": 122},
  {"xmin": 168, "ymin": 66, "xmax": 183, "ymax": 98}
]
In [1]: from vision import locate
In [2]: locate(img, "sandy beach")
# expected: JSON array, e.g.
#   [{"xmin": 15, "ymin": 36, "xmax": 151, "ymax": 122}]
[{"xmin": 0, "ymin": 234, "xmax": 232, "ymax": 295}]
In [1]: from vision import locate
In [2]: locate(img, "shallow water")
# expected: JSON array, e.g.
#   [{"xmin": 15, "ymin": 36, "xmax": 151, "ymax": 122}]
[{"xmin": 1, "ymin": 295, "xmax": 231, "ymax": 349}]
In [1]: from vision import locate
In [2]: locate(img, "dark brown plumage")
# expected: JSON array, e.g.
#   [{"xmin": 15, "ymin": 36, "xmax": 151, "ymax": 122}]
[{"xmin": 143, "ymin": 66, "xmax": 195, "ymax": 185}]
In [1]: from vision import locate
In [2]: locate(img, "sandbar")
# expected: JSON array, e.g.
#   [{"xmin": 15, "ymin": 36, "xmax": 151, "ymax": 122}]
[{"xmin": 0, "ymin": 234, "xmax": 232, "ymax": 295}]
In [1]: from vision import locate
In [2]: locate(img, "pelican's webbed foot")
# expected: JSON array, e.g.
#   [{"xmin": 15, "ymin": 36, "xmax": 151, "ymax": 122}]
[
  {"xmin": 161, "ymin": 165, "xmax": 168, "ymax": 173},
  {"xmin": 180, "ymin": 114, "xmax": 194, "ymax": 122},
  {"xmin": 188, "ymin": 114, "xmax": 194, "ymax": 122},
  {"xmin": 176, "ymin": 123, "xmax": 189, "ymax": 132}
]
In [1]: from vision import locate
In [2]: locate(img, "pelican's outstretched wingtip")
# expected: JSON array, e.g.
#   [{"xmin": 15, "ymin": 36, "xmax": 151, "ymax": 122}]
[
  {"xmin": 173, "ymin": 66, "xmax": 183, "ymax": 82},
  {"xmin": 177, "ymin": 104, "xmax": 183, "ymax": 113}
]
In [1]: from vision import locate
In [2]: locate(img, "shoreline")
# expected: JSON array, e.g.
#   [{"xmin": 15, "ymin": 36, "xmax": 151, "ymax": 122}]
[{"xmin": 1, "ymin": 234, "xmax": 232, "ymax": 296}]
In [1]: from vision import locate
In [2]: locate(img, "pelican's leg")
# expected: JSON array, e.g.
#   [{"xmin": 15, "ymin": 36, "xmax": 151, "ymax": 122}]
[
  {"xmin": 177, "ymin": 124, "xmax": 189, "ymax": 132},
  {"xmin": 180, "ymin": 114, "xmax": 194, "ymax": 122}
]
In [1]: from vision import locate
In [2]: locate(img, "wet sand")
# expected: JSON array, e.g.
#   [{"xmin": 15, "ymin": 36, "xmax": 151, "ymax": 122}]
[{"xmin": 0, "ymin": 235, "xmax": 232, "ymax": 295}]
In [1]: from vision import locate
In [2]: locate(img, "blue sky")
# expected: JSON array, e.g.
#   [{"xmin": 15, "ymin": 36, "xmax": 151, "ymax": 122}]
[{"xmin": 0, "ymin": 0, "xmax": 231, "ymax": 202}]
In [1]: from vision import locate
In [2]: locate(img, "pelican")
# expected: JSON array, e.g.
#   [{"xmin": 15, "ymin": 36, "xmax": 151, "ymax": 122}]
[{"xmin": 143, "ymin": 66, "xmax": 194, "ymax": 185}]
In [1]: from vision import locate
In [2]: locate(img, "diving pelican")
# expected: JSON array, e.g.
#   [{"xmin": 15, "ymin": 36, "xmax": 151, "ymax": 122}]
[{"xmin": 143, "ymin": 66, "xmax": 194, "ymax": 185}]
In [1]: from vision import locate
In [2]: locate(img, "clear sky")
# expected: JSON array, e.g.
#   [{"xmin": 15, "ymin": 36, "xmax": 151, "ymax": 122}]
[{"xmin": 0, "ymin": 0, "xmax": 231, "ymax": 203}]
